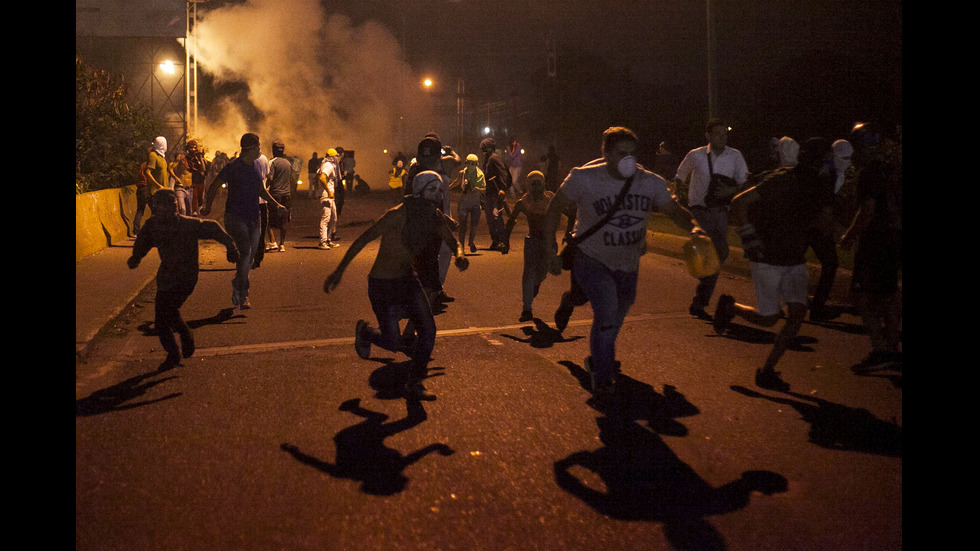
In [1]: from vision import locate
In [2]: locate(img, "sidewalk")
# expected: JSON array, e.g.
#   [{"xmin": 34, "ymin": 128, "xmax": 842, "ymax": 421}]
[{"xmin": 76, "ymin": 191, "xmax": 849, "ymax": 360}]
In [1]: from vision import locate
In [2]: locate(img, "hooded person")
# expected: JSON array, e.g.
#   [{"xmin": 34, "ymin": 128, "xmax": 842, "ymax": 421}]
[
  {"xmin": 144, "ymin": 136, "xmax": 170, "ymax": 199},
  {"xmin": 406, "ymin": 137, "xmax": 456, "ymax": 305},
  {"xmin": 323, "ymin": 169, "xmax": 469, "ymax": 401},
  {"xmin": 777, "ymin": 136, "xmax": 799, "ymax": 168}
]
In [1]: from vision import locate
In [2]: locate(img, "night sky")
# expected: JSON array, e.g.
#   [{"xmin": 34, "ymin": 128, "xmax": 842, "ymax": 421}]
[
  {"xmin": 183, "ymin": 0, "xmax": 900, "ymax": 172},
  {"xmin": 313, "ymin": 0, "xmax": 901, "ymax": 165}
]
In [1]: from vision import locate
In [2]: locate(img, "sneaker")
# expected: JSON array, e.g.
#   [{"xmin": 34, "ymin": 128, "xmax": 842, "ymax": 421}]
[
  {"xmin": 180, "ymin": 330, "xmax": 196, "ymax": 358},
  {"xmin": 266, "ymin": 242, "xmax": 278, "ymax": 251},
  {"xmin": 318, "ymin": 242, "xmax": 330, "ymax": 250},
  {"xmin": 469, "ymin": 243, "xmax": 477, "ymax": 253},
  {"xmin": 713, "ymin": 294, "xmax": 736, "ymax": 335},
  {"xmin": 354, "ymin": 320, "xmax": 371, "ymax": 360},
  {"xmin": 240, "ymin": 297, "xmax": 252, "ymax": 310},
  {"xmin": 851, "ymin": 351, "xmax": 899, "ymax": 373},
  {"xmin": 755, "ymin": 368, "xmax": 790, "ymax": 391},
  {"xmin": 278, "ymin": 244, "xmax": 286, "ymax": 252},
  {"xmin": 519, "ymin": 309, "xmax": 533, "ymax": 322},
  {"xmin": 555, "ymin": 297, "xmax": 573, "ymax": 333},
  {"xmin": 689, "ymin": 302, "xmax": 712, "ymax": 320},
  {"xmin": 809, "ymin": 305, "xmax": 840, "ymax": 322}
]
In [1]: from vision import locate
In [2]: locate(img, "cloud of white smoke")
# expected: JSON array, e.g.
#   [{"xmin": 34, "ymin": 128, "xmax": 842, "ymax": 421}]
[{"xmin": 190, "ymin": 0, "xmax": 435, "ymax": 186}]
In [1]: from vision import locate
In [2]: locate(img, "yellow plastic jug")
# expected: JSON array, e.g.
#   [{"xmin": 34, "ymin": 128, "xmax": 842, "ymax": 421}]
[{"xmin": 682, "ymin": 234, "xmax": 720, "ymax": 278}]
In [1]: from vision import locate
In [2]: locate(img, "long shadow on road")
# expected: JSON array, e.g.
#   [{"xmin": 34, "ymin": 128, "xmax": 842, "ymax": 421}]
[
  {"xmin": 555, "ymin": 361, "xmax": 789, "ymax": 551},
  {"xmin": 280, "ymin": 396, "xmax": 454, "ymax": 496}
]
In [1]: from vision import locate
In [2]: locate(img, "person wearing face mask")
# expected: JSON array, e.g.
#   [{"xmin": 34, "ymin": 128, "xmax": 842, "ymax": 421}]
[
  {"xmin": 324, "ymin": 170, "xmax": 469, "ymax": 401},
  {"xmin": 713, "ymin": 138, "xmax": 835, "ymax": 391},
  {"xmin": 673, "ymin": 119, "xmax": 750, "ymax": 320},
  {"xmin": 450, "ymin": 154, "xmax": 486, "ymax": 253},
  {"xmin": 503, "ymin": 171, "xmax": 558, "ymax": 322},
  {"xmin": 543, "ymin": 127, "xmax": 700, "ymax": 398},
  {"xmin": 201, "ymin": 133, "xmax": 286, "ymax": 310},
  {"xmin": 144, "ymin": 136, "xmax": 170, "ymax": 203}
]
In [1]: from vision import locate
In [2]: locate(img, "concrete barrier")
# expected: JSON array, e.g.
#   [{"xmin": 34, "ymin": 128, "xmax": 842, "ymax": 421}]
[{"xmin": 76, "ymin": 185, "xmax": 137, "ymax": 262}]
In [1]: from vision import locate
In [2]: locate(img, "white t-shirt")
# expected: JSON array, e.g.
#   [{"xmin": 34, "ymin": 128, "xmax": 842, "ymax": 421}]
[
  {"xmin": 560, "ymin": 161, "xmax": 674, "ymax": 272},
  {"xmin": 253, "ymin": 155, "xmax": 270, "ymax": 204},
  {"xmin": 674, "ymin": 145, "xmax": 748, "ymax": 208},
  {"xmin": 317, "ymin": 158, "xmax": 340, "ymax": 200}
]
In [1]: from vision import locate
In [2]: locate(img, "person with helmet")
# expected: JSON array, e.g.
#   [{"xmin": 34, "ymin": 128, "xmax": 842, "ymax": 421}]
[
  {"xmin": 712, "ymin": 138, "xmax": 836, "ymax": 391},
  {"xmin": 324, "ymin": 170, "xmax": 469, "ymax": 401},
  {"xmin": 450, "ymin": 153, "xmax": 486, "ymax": 253},
  {"xmin": 317, "ymin": 148, "xmax": 342, "ymax": 249}
]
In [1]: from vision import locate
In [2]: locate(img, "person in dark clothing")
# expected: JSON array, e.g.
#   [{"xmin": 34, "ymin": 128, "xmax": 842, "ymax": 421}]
[
  {"xmin": 128, "ymin": 189, "xmax": 240, "ymax": 368},
  {"xmin": 840, "ymin": 123, "xmax": 902, "ymax": 372},
  {"xmin": 713, "ymin": 138, "xmax": 835, "ymax": 391},
  {"xmin": 480, "ymin": 137, "xmax": 511, "ymax": 251}
]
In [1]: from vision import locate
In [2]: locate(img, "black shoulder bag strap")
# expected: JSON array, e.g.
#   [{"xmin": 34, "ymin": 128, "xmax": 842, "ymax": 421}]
[{"xmin": 568, "ymin": 174, "xmax": 636, "ymax": 246}]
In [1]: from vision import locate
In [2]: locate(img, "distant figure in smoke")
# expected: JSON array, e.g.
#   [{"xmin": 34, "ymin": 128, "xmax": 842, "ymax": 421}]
[
  {"xmin": 340, "ymin": 147, "xmax": 357, "ymax": 193},
  {"xmin": 323, "ymin": 170, "xmax": 469, "ymax": 401},
  {"xmin": 128, "ymin": 189, "xmax": 240, "ymax": 369},
  {"xmin": 333, "ymin": 147, "xmax": 347, "ymax": 223},
  {"xmin": 267, "ymin": 140, "xmax": 293, "ymax": 252},
  {"xmin": 389, "ymin": 159, "xmax": 408, "ymax": 202},
  {"xmin": 317, "ymin": 148, "xmax": 342, "ymax": 249},
  {"xmin": 201, "ymin": 133, "xmax": 286, "ymax": 310},
  {"xmin": 307, "ymin": 152, "xmax": 320, "ymax": 199},
  {"xmin": 184, "ymin": 139, "xmax": 208, "ymax": 215}
]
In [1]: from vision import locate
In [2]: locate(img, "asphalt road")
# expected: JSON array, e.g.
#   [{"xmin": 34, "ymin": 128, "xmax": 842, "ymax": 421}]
[{"xmin": 76, "ymin": 191, "xmax": 902, "ymax": 551}]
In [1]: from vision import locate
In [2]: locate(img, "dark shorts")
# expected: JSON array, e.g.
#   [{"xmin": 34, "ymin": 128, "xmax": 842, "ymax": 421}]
[{"xmin": 269, "ymin": 194, "xmax": 291, "ymax": 228}]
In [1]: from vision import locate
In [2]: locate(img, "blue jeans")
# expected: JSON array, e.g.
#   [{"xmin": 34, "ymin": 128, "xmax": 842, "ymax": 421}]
[
  {"xmin": 691, "ymin": 206, "xmax": 730, "ymax": 309},
  {"xmin": 572, "ymin": 252, "xmax": 638, "ymax": 386},
  {"xmin": 223, "ymin": 211, "xmax": 261, "ymax": 304},
  {"xmin": 367, "ymin": 276, "xmax": 436, "ymax": 375}
]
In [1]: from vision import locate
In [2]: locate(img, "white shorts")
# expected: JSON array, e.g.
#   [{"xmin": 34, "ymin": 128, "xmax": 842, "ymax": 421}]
[{"xmin": 749, "ymin": 262, "xmax": 809, "ymax": 317}]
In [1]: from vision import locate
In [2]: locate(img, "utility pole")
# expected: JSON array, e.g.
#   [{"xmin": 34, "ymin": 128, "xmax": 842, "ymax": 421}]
[{"xmin": 706, "ymin": 0, "xmax": 718, "ymax": 120}]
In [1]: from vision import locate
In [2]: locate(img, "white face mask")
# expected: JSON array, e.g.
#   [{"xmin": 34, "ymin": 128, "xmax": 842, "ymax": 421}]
[{"xmin": 617, "ymin": 155, "xmax": 637, "ymax": 178}]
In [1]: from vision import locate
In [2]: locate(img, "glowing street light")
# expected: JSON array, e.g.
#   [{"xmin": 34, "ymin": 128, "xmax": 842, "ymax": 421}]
[
  {"xmin": 423, "ymin": 77, "xmax": 433, "ymax": 88},
  {"xmin": 159, "ymin": 59, "xmax": 176, "ymax": 75}
]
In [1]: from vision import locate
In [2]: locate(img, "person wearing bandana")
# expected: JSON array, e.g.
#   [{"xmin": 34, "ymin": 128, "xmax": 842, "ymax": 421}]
[{"xmin": 324, "ymin": 170, "xmax": 469, "ymax": 401}]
